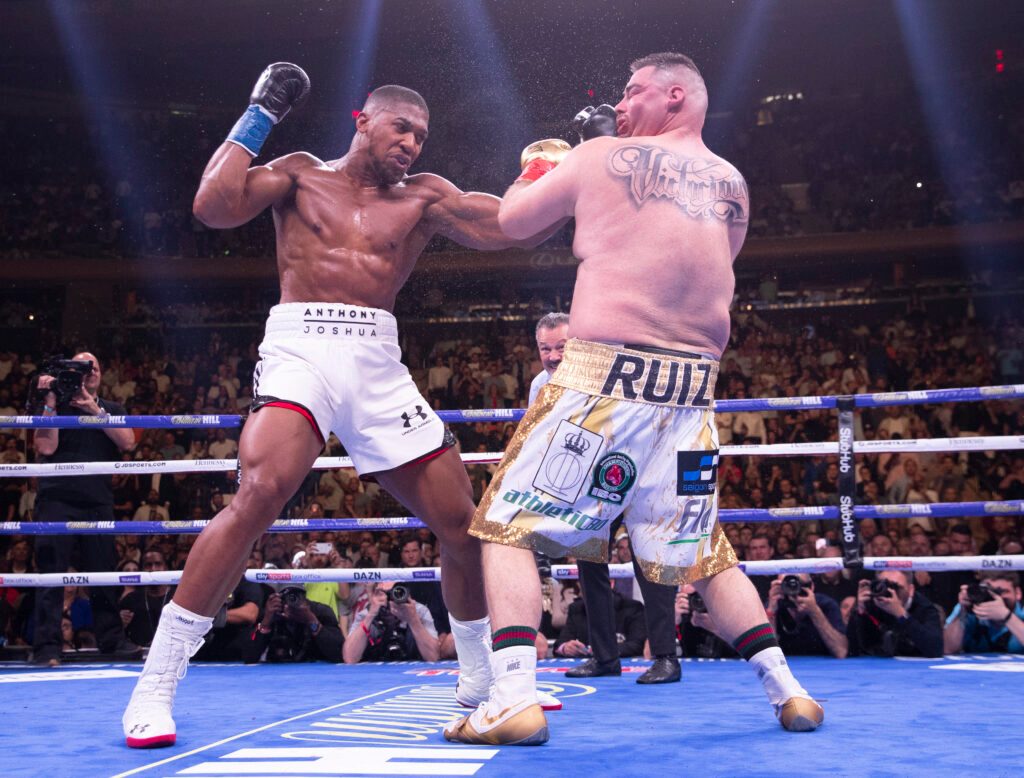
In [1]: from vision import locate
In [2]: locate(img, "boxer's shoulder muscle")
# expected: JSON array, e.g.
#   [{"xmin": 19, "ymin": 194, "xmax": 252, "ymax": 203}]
[
  {"xmin": 266, "ymin": 151, "xmax": 329, "ymax": 179},
  {"xmin": 602, "ymin": 141, "xmax": 748, "ymax": 225},
  {"xmin": 402, "ymin": 172, "xmax": 459, "ymax": 202}
]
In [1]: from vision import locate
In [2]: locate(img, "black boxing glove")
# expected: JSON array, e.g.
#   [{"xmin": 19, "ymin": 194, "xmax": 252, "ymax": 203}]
[
  {"xmin": 227, "ymin": 63, "xmax": 311, "ymax": 157},
  {"xmin": 572, "ymin": 104, "xmax": 617, "ymax": 143},
  {"xmin": 250, "ymin": 63, "xmax": 311, "ymax": 122}
]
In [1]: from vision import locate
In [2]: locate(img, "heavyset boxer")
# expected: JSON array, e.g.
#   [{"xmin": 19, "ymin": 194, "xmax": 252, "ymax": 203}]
[
  {"xmin": 122, "ymin": 64, "xmax": 560, "ymax": 747},
  {"xmin": 445, "ymin": 52, "xmax": 823, "ymax": 746}
]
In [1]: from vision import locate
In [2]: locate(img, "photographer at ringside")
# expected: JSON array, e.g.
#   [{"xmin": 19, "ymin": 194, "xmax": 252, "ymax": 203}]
[
  {"xmin": 31, "ymin": 351, "xmax": 139, "ymax": 666},
  {"xmin": 674, "ymin": 584, "xmax": 735, "ymax": 659},
  {"xmin": 343, "ymin": 581, "xmax": 439, "ymax": 663},
  {"xmin": 943, "ymin": 571, "xmax": 1024, "ymax": 654},
  {"xmin": 242, "ymin": 584, "xmax": 343, "ymax": 663},
  {"xmin": 846, "ymin": 570, "xmax": 943, "ymax": 657},
  {"xmin": 766, "ymin": 573, "xmax": 848, "ymax": 659}
]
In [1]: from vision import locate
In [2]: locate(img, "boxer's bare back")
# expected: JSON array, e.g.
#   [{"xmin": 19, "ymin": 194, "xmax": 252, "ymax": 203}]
[{"xmin": 500, "ymin": 66, "xmax": 749, "ymax": 358}]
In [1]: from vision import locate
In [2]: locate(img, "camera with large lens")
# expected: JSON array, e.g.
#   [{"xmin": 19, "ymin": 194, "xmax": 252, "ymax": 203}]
[
  {"xmin": 870, "ymin": 579, "xmax": 898, "ymax": 599},
  {"xmin": 35, "ymin": 358, "xmax": 93, "ymax": 409},
  {"xmin": 781, "ymin": 575, "xmax": 807, "ymax": 599},
  {"xmin": 688, "ymin": 592, "xmax": 708, "ymax": 614},
  {"xmin": 965, "ymin": 582, "xmax": 997, "ymax": 610},
  {"xmin": 387, "ymin": 584, "xmax": 410, "ymax": 605},
  {"xmin": 280, "ymin": 586, "xmax": 307, "ymax": 607},
  {"xmin": 373, "ymin": 607, "xmax": 407, "ymax": 661}
]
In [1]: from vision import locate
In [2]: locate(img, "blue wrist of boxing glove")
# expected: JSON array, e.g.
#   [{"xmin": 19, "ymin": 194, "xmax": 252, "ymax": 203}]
[{"xmin": 226, "ymin": 104, "xmax": 277, "ymax": 156}]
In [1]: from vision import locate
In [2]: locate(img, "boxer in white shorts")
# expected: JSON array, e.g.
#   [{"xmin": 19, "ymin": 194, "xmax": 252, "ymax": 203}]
[
  {"xmin": 124, "ymin": 77, "xmax": 562, "ymax": 748},
  {"xmin": 472, "ymin": 338, "xmax": 737, "ymax": 585},
  {"xmin": 251, "ymin": 303, "xmax": 454, "ymax": 474}
]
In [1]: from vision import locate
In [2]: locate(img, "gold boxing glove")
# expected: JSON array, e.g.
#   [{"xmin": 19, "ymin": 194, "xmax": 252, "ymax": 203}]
[{"xmin": 517, "ymin": 138, "xmax": 572, "ymax": 182}]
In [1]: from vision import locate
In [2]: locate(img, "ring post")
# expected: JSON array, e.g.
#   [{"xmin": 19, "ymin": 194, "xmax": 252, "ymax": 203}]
[{"xmin": 837, "ymin": 395, "xmax": 862, "ymax": 568}]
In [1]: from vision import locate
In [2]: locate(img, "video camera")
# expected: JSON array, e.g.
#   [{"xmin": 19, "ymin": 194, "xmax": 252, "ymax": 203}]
[{"xmin": 31, "ymin": 357, "xmax": 93, "ymax": 410}]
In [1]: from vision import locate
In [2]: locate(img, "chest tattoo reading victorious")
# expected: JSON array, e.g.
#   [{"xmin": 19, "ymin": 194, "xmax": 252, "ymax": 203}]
[{"xmin": 608, "ymin": 145, "xmax": 748, "ymax": 223}]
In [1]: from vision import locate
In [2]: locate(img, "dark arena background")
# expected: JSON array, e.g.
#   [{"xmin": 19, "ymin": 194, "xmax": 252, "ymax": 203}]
[{"xmin": 1, "ymin": 1, "xmax": 1023, "ymax": 776}]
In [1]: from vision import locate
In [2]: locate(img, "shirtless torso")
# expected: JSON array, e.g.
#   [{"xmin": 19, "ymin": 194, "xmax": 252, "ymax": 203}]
[
  {"xmin": 499, "ymin": 73, "xmax": 748, "ymax": 358},
  {"xmin": 200, "ymin": 149, "xmax": 517, "ymax": 309},
  {"xmin": 568, "ymin": 136, "xmax": 746, "ymax": 356}
]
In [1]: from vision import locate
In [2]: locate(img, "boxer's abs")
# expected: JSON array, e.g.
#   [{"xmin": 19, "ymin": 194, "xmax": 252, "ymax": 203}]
[
  {"xmin": 275, "ymin": 243, "xmax": 422, "ymax": 311},
  {"xmin": 273, "ymin": 184, "xmax": 430, "ymax": 309}
]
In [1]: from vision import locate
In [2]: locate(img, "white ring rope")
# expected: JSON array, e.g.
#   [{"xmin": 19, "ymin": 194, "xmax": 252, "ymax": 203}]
[
  {"xmin": 6, "ymin": 555, "xmax": 1022, "ymax": 588},
  {"xmin": 2, "ymin": 435, "xmax": 1022, "ymax": 478}
]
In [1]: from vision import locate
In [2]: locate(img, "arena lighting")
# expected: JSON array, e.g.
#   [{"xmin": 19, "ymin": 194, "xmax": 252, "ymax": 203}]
[
  {"xmin": 894, "ymin": 0, "xmax": 990, "ymax": 225},
  {"xmin": 44, "ymin": 1, "xmax": 150, "ymax": 247},
  {"xmin": 709, "ymin": 0, "xmax": 776, "ymax": 136},
  {"xmin": 448, "ymin": 0, "xmax": 535, "ymax": 153},
  {"xmin": 331, "ymin": 0, "xmax": 383, "ymax": 151}
]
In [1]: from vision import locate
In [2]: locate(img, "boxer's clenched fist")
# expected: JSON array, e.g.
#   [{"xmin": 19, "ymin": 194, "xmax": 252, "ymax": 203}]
[
  {"xmin": 573, "ymin": 104, "xmax": 617, "ymax": 142},
  {"xmin": 517, "ymin": 138, "xmax": 572, "ymax": 183},
  {"xmin": 250, "ymin": 63, "xmax": 311, "ymax": 123},
  {"xmin": 227, "ymin": 62, "xmax": 310, "ymax": 156}
]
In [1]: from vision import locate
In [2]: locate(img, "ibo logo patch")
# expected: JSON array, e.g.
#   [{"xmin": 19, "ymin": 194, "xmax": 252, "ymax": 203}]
[
  {"xmin": 676, "ymin": 450, "xmax": 719, "ymax": 495},
  {"xmin": 588, "ymin": 452, "xmax": 637, "ymax": 504}
]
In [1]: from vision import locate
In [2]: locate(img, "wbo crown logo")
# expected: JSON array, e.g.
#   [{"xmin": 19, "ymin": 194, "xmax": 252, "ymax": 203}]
[{"xmin": 564, "ymin": 430, "xmax": 591, "ymax": 455}]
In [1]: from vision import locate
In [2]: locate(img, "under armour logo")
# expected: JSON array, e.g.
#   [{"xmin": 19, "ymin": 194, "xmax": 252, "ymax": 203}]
[{"xmin": 401, "ymin": 406, "xmax": 428, "ymax": 428}]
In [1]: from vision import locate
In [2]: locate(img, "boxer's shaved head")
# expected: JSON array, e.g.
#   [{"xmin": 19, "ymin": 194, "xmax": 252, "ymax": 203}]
[
  {"xmin": 630, "ymin": 52, "xmax": 703, "ymax": 82},
  {"xmin": 629, "ymin": 51, "xmax": 708, "ymax": 125},
  {"xmin": 362, "ymin": 85, "xmax": 428, "ymax": 118}
]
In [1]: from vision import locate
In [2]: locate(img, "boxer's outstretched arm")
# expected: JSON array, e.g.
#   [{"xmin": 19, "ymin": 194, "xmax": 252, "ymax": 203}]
[
  {"xmin": 193, "ymin": 145, "xmax": 308, "ymax": 230},
  {"xmin": 498, "ymin": 140, "xmax": 589, "ymax": 240},
  {"xmin": 422, "ymin": 176, "xmax": 560, "ymax": 250}
]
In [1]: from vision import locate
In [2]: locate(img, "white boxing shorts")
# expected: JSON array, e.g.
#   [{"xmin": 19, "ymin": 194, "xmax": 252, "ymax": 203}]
[
  {"xmin": 252, "ymin": 303, "xmax": 454, "ymax": 476},
  {"xmin": 470, "ymin": 338, "xmax": 738, "ymax": 585}
]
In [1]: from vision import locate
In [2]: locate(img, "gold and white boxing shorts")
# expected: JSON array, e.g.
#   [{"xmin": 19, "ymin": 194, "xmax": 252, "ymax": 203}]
[{"xmin": 470, "ymin": 338, "xmax": 737, "ymax": 585}]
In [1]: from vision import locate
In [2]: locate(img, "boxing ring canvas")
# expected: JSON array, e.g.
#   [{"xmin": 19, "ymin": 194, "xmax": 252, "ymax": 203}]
[{"xmin": 2, "ymin": 656, "xmax": 1016, "ymax": 777}]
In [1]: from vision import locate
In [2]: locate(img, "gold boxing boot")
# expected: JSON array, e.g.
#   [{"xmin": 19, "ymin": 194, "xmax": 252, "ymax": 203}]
[
  {"xmin": 776, "ymin": 696, "xmax": 825, "ymax": 732},
  {"xmin": 444, "ymin": 699, "xmax": 549, "ymax": 746}
]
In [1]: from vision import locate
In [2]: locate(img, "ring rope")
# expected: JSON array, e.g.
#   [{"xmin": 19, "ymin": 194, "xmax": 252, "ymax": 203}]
[
  {"xmin": 3, "ymin": 435, "xmax": 1021, "ymax": 479},
  {"xmin": 1, "ymin": 500, "xmax": 1020, "ymax": 537},
  {"xmin": 5, "ymin": 555, "xmax": 1023, "ymax": 588},
  {"xmin": 1, "ymin": 383, "xmax": 1020, "ymax": 430}
]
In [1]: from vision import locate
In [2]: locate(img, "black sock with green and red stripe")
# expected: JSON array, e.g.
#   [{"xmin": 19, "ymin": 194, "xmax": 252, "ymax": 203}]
[
  {"xmin": 492, "ymin": 625, "xmax": 538, "ymax": 652},
  {"xmin": 732, "ymin": 623, "xmax": 779, "ymax": 661}
]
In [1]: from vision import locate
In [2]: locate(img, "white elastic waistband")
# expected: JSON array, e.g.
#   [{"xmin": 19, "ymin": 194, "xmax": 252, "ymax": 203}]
[{"xmin": 265, "ymin": 302, "xmax": 399, "ymax": 343}]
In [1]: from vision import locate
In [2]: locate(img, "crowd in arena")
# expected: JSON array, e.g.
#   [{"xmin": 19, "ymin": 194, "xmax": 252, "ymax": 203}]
[
  {"xmin": 1, "ymin": 293, "xmax": 1022, "ymax": 662},
  {"xmin": 3, "ymin": 72, "xmax": 1023, "ymax": 261}
]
